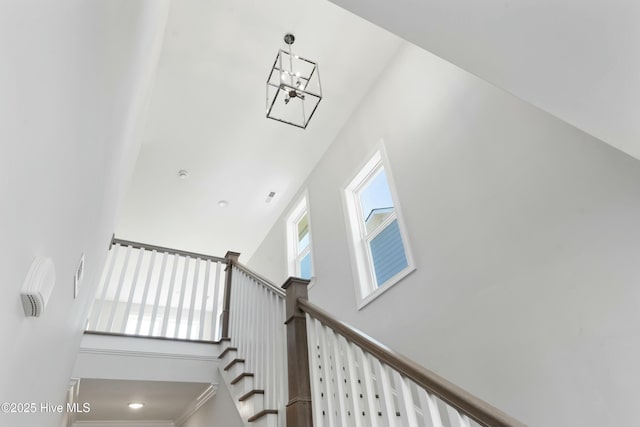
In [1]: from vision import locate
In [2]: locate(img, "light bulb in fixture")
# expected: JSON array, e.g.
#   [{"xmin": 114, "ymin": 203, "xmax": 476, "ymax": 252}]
[
  {"xmin": 218, "ymin": 200, "xmax": 229, "ymax": 208},
  {"xmin": 128, "ymin": 403, "xmax": 144, "ymax": 410},
  {"xmin": 178, "ymin": 170, "xmax": 189, "ymax": 179}
]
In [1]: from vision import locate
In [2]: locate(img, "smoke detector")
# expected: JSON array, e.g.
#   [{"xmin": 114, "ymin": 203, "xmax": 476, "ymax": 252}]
[{"xmin": 20, "ymin": 257, "xmax": 56, "ymax": 317}]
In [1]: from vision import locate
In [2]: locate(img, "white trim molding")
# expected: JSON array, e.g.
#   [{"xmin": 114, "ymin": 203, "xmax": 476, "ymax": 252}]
[
  {"xmin": 174, "ymin": 384, "xmax": 217, "ymax": 426},
  {"xmin": 78, "ymin": 347, "xmax": 217, "ymax": 362},
  {"xmin": 73, "ymin": 421, "xmax": 175, "ymax": 427}
]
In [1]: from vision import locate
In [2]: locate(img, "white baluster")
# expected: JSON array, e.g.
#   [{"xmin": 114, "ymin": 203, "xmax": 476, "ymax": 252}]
[
  {"xmin": 268, "ymin": 291, "xmax": 277, "ymax": 408},
  {"xmin": 90, "ymin": 243, "xmax": 120, "ymax": 330},
  {"xmin": 135, "ymin": 249, "xmax": 156, "ymax": 335},
  {"xmin": 173, "ymin": 256, "xmax": 191, "ymax": 338},
  {"xmin": 198, "ymin": 260, "xmax": 211, "ymax": 340},
  {"xmin": 257, "ymin": 285, "xmax": 266, "ymax": 391},
  {"xmin": 161, "ymin": 254, "xmax": 180, "ymax": 337},
  {"xmin": 149, "ymin": 252, "xmax": 168, "ymax": 335},
  {"xmin": 373, "ymin": 360, "xmax": 400, "ymax": 427},
  {"xmin": 355, "ymin": 347, "xmax": 381, "ymax": 427},
  {"xmin": 120, "ymin": 248, "xmax": 145, "ymax": 334},
  {"xmin": 394, "ymin": 372, "xmax": 420, "ymax": 427},
  {"xmin": 328, "ymin": 330, "xmax": 352, "ymax": 427},
  {"xmin": 186, "ymin": 258, "xmax": 200, "ymax": 339},
  {"xmin": 418, "ymin": 389, "xmax": 444, "ymax": 427},
  {"xmin": 445, "ymin": 405, "xmax": 472, "ymax": 427},
  {"xmin": 279, "ymin": 297, "xmax": 288, "ymax": 409},
  {"xmin": 239, "ymin": 272, "xmax": 249, "ymax": 355},
  {"xmin": 317, "ymin": 322, "xmax": 338, "ymax": 427},
  {"xmin": 228, "ymin": 267, "xmax": 238, "ymax": 341},
  {"xmin": 210, "ymin": 261, "xmax": 222, "ymax": 340},
  {"xmin": 343, "ymin": 339, "xmax": 365, "ymax": 427},
  {"xmin": 106, "ymin": 245, "xmax": 132, "ymax": 332},
  {"xmin": 307, "ymin": 316, "xmax": 326, "ymax": 427},
  {"xmin": 246, "ymin": 276, "xmax": 256, "ymax": 376}
]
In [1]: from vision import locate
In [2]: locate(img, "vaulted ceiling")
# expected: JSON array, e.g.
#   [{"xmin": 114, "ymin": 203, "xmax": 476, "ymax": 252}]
[
  {"xmin": 116, "ymin": 0, "xmax": 639, "ymax": 261},
  {"xmin": 115, "ymin": 0, "xmax": 402, "ymax": 259}
]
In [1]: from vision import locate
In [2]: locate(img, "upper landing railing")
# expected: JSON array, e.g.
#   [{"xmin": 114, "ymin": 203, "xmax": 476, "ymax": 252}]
[{"xmin": 86, "ymin": 237, "xmax": 229, "ymax": 342}]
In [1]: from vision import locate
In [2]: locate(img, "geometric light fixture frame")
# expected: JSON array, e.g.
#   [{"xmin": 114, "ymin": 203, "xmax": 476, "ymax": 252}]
[{"xmin": 266, "ymin": 34, "xmax": 322, "ymax": 129}]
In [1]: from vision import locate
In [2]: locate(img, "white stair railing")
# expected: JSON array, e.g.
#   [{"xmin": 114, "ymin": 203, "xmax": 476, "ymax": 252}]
[
  {"xmin": 281, "ymin": 285, "xmax": 527, "ymax": 427},
  {"xmin": 86, "ymin": 238, "xmax": 227, "ymax": 341},
  {"xmin": 227, "ymin": 263, "xmax": 288, "ymax": 424}
]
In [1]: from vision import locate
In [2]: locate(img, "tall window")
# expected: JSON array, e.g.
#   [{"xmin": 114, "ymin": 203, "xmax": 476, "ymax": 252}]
[
  {"xmin": 344, "ymin": 149, "xmax": 413, "ymax": 307},
  {"xmin": 286, "ymin": 194, "xmax": 313, "ymax": 280}
]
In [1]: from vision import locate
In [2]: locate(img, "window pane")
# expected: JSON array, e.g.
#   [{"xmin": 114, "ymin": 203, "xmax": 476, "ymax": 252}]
[
  {"xmin": 359, "ymin": 168, "xmax": 395, "ymax": 234},
  {"xmin": 369, "ymin": 219, "xmax": 408, "ymax": 286},
  {"xmin": 297, "ymin": 214, "xmax": 310, "ymax": 253},
  {"xmin": 299, "ymin": 252, "xmax": 312, "ymax": 280}
]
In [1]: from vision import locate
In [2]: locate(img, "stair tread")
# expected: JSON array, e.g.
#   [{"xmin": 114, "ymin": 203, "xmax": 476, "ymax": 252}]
[
  {"xmin": 247, "ymin": 409, "xmax": 278, "ymax": 422},
  {"xmin": 224, "ymin": 358, "xmax": 245, "ymax": 371},
  {"xmin": 230, "ymin": 372, "xmax": 254, "ymax": 385},
  {"xmin": 218, "ymin": 346, "xmax": 237, "ymax": 359},
  {"xmin": 238, "ymin": 389, "xmax": 265, "ymax": 402}
]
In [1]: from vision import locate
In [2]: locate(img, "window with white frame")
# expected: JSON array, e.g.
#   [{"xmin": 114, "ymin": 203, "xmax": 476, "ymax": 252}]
[
  {"xmin": 343, "ymin": 149, "xmax": 413, "ymax": 307},
  {"xmin": 286, "ymin": 194, "xmax": 314, "ymax": 280}
]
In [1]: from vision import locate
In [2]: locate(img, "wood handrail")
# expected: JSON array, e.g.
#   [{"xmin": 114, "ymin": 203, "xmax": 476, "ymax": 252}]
[
  {"xmin": 111, "ymin": 237, "xmax": 228, "ymax": 264},
  {"xmin": 297, "ymin": 298, "xmax": 527, "ymax": 427},
  {"xmin": 231, "ymin": 261, "xmax": 285, "ymax": 298}
]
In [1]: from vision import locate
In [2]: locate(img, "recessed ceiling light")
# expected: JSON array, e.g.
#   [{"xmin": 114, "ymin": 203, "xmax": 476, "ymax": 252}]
[
  {"xmin": 178, "ymin": 170, "xmax": 189, "ymax": 179},
  {"xmin": 128, "ymin": 403, "xmax": 144, "ymax": 410},
  {"xmin": 218, "ymin": 200, "xmax": 229, "ymax": 208}
]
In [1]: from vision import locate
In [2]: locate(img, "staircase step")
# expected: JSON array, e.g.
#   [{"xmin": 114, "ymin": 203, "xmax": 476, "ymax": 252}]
[
  {"xmin": 218, "ymin": 346, "xmax": 237, "ymax": 359},
  {"xmin": 230, "ymin": 372, "xmax": 254, "ymax": 385},
  {"xmin": 247, "ymin": 409, "xmax": 278, "ymax": 422},
  {"xmin": 224, "ymin": 358, "xmax": 245, "ymax": 371},
  {"xmin": 238, "ymin": 389, "xmax": 264, "ymax": 402}
]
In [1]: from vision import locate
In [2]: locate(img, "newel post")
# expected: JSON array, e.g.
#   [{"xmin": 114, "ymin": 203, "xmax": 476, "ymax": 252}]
[
  {"xmin": 220, "ymin": 251, "xmax": 240, "ymax": 339},
  {"xmin": 282, "ymin": 277, "xmax": 313, "ymax": 427}
]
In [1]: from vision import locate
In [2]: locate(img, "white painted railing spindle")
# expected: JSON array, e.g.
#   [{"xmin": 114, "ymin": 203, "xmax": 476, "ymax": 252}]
[
  {"xmin": 90, "ymin": 243, "xmax": 119, "ymax": 330},
  {"xmin": 135, "ymin": 249, "xmax": 156, "ymax": 335},
  {"xmin": 148, "ymin": 251, "xmax": 168, "ymax": 335},
  {"xmin": 105, "ymin": 245, "xmax": 132, "ymax": 332},
  {"xmin": 87, "ymin": 239, "xmax": 227, "ymax": 342},
  {"xmin": 173, "ymin": 256, "xmax": 190, "ymax": 338},
  {"xmin": 186, "ymin": 258, "xmax": 200, "ymax": 339},
  {"xmin": 120, "ymin": 248, "xmax": 144, "ymax": 333},
  {"xmin": 198, "ymin": 260, "xmax": 210, "ymax": 340},
  {"xmin": 211, "ymin": 261, "xmax": 222, "ymax": 340}
]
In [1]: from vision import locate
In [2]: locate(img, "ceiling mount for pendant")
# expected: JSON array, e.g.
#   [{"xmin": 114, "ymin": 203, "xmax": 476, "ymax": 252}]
[
  {"xmin": 283, "ymin": 33, "xmax": 295, "ymax": 45},
  {"xmin": 266, "ymin": 33, "xmax": 322, "ymax": 129}
]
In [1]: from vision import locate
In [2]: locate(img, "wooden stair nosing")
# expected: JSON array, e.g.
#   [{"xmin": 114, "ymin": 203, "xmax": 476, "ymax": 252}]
[
  {"xmin": 218, "ymin": 346, "xmax": 237, "ymax": 359},
  {"xmin": 238, "ymin": 389, "xmax": 264, "ymax": 402},
  {"xmin": 247, "ymin": 409, "xmax": 278, "ymax": 422},
  {"xmin": 224, "ymin": 358, "xmax": 245, "ymax": 371},
  {"xmin": 230, "ymin": 372, "xmax": 254, "ymax": 385}
]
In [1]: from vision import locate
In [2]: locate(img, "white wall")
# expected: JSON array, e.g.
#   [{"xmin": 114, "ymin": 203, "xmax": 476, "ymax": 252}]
[
  {"xmin": 248, "ymin": 42, "xmax": 640, "ymax": 427},
  {"xmin": 0, "ymin": 2, "xmax": 169, "ymax": 426},
  {"xmin": 179, "ymin": 381, "xmax": 243, "ymax": 427}
]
